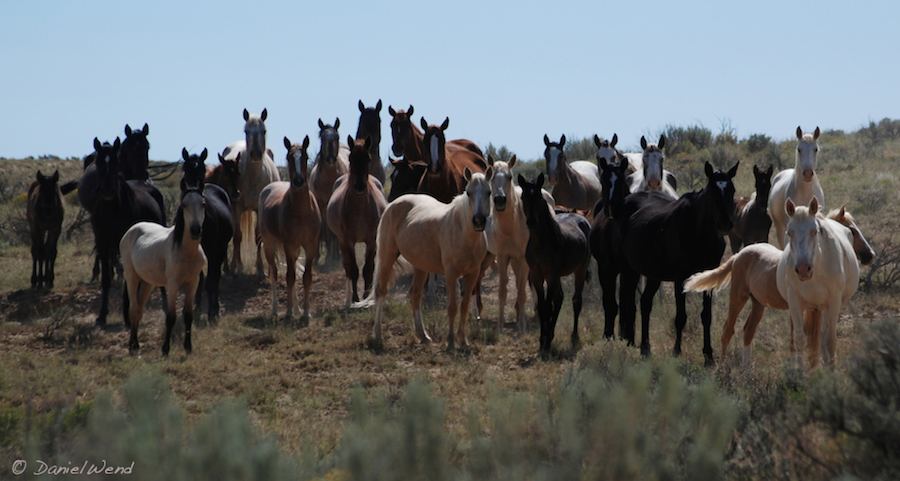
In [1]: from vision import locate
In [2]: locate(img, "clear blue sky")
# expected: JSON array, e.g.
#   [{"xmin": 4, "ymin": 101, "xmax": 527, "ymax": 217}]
[{"xmin": 1, "ymin": 0, "xmax": 898, "ymax": 161}]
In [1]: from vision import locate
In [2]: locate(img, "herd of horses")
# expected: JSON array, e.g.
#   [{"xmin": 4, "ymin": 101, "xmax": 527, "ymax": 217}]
[{"xmin": 25, "ymin": 105, "xmax": 875, "ymax": 368}]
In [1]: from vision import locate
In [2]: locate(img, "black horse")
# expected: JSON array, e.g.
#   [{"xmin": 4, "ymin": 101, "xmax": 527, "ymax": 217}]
[
  {"xmin": 618, "ymin": 161, "xmax": 739, "ymax": 365},
  {"xmin": 180, "ymin": 148, "xmax": 234, "ymax": 322},
  {"xmin": 728, "ymin": 164, "xmax": 773, "ymax": 252},
  {"xmin": 589, "ymin": 156, "xmax": 632, "ymax": 339},
  {"xmin": 386, "ymin": 156, "xmax": 427, "ymax": 202},
  {"xmin": 519, "ymin": 173, "xmax": 591, "ymax": 359},
  {"xmin": 356, "ymin": 99, "xmax": 386, "ymax": 183},
  {"xmin": 90, "ymin": 138, "xmax": 166, "ymax": 326}
]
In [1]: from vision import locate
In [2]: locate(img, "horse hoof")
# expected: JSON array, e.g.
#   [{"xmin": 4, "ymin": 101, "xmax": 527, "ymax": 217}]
[
  {"xmin": 704, "ymin": 355, "xmax": 716, "ymax": 367},
  {"xmin": 184, "ymin": 340, "xmax": 193, "ymax": 354},
  {"xmin": 161, "ymin": 344, "xmax": 170, "ymax": 357},
  {"xmin": 299, "ymin": 314, "xmax": 310, "ymax": 327},
  {"xmin": 366, "ymin": 336, "xmax": 384, "ymax": 353},
  {"xmin": 95, "ymin": 318, "xmax": 107, "ymax": 328},
  {"xmin": 571, "ymin": 337, "xmax": 581, "ymax": 351},
  {"xmin": 641, "ymin": 345, "xmax": 652, "ymax": 358}
]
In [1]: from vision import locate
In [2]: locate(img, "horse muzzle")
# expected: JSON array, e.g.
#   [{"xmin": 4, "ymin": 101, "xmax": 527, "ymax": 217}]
[
  {"xmin": 472, "ymin": 215, "xmax": 487, "ymax": 232},
  {"xmin": 647, "ymin": 178, "xmax": 661, "ymax": 189},
  {"xmin": 794, "ymin": 264, "xmax": 813, "ymax": 281},
  {"xmin": 493, "ymin": 196, "xmax": 507, "ymax": 211},
  {"xmin": 801, "ymin": 169, "xmax": 814, "ymax": 181},
  {"xmin": 190, "ymin": 225, "xmax": 202, "ymax": 240},
  {"xmin": 291, "ymin": 178, "xmax": 306, "ymax": 189},
  {"xmin": 859, "ymin": 249, "xmax": 875, "ymax": 266}
]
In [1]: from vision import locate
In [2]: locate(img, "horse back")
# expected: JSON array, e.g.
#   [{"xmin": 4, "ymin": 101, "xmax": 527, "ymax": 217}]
[{"xmin": 127, "ymin": 180, "xmax": 166, "ymax": 225}]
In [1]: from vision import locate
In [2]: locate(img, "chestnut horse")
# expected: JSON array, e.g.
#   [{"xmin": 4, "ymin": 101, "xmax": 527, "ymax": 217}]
[
  {"xmin": 416, "ymin": 116, "xmax": 487, "ymax": 203},
  {"xmin": 326, "ymin": 136, "xmax": 388, "ymax": 309},
  {"xmin": 355, "ymin": 99, "xmax": 386, "ymax": 183},
  {"xmin": 258, "ymin": 136, "xmax": 321, "ymax": 322}
]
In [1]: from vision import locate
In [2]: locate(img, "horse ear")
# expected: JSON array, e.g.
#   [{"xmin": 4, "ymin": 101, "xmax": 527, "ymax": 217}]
[
  {"xmin": 358, "ymin": 100, "xmax": 365, "ymax": 112},
  {"xmin": 536, "ymin": 173, "xmax": 545, "ymax": 189},
  {"xmin": 640, "ymin": 136, "xmax": 648, "ymax": 150},
  {"xmin": 235, "ymin": 152, "xmax": 241, "ymax": 162},
  {"xmin": 243, "ymin": 108, "xmax": 250, "ymax": 121},
  {"xmin": 611, "ymin": 133, "xmax": 618, "ymax": 147},
  {"xmin": 318, "ymin": 118, "xmax": 326, "ymax": 130},
  {"xmin": 200, "ymin": 148, "xmax": 208, "ymax": 162},
  {"xmin": 487, "ymin": 154, "xmax": 494, "ymax": 166},
  {"xmin": 36, "ymin": 170, "xmax": 43, "ymax": 182},
  {"xmin": 302, "ymin": 135, "xmax": 310, "ymax": 150},
  {"xmin": 464, "ymin": 167, "xmax": 473, "ymax": 182},
  {"xmin": 809, "ymin": 197, "xmax": 819, "ymax": 215},
  {"xmin": 364, "ymin": 136, "xmax": 372, "ymax": 151},
  {"xmin": 766, "ymin": 164, "xmax": 774, "ymax": 176},
  {"xmin": 113, "ymin": 137, "xmax": 121, "ymax": 150},
  {"xmin": 51, "ymin": 170, "xmax": 59, "ymax": 183},
  {"xmin": 704, "ymin": 161, "xmax": 714, "ymax": 179},
  {"xmin": 543, "ymin": 134, "xmax": 550, "ymax": 146},
  {"xmin": 593, "ymin": 134, "xmax": 602, "ymax": 148},
  {"xmin": 508, "ymin": 155, "xmax": 517, "ymax": 168},
  {"xmin": 796, "ymin": 126, "xmax": 803, "ymax": 139},
  {"xmin": 559, "ymin": 134, "xmax": 566, "ymax": 147},
  {"xmin": 727, "ymin": 161, "xmax": 740, "ymax": 178},
  {"xmin": 517, "ymin": 174, "xmax": 527, "ymax": 186},
  {"xmin": 334, "ymin": 117, "xmax": 340, "ymax": 130},
  {"xmin": 388, "ymin": 105, "xmax": 397, "ymax": 117},
  {"xmin": 407, "ymin": 105, "xmax": 414, "ymax": 116},
  {"xmin": 124, "ymin": 124, "xmax": 132, "ymax": 137},
  {"xmin": 218, "ymin": 152, "xmax": 226, "ymax": 164},
  {"xmin": 839, "ymin": 204, "xmax": 846, "ymax": 219},
  {"xmin": 260, "ymin": 108, "xmax": 268, "ymax": 121},
  {"xmin": 182, "ymin": 148, "xmax": 190, "ymax": 162},
  {"xmin": 658, "ymin": 134, "xmax": 666, "ymax": 150},
  {"xmin": 813, "ymin": 126, "xmax": 820, "ymax": 140},
  {"xmin": 375, "ymin": 99, "xmax": 382, "ymax": 112},
  {"xmin": 420, "ymin": 117, "xmax": 429, "ymax": 130},
  {"xmin": 142, "ymin": 123, "xmax": 149, "ymax": 135},
  {"xmin": 753, "ymin": 164, "xmax": 760, "ymax": 176},
  {"xmin": 785, "ymin": 198, "xmax": 796, "ymax": 217},
  {"xmin": 486, "ymin": 166, "xmax": 494, "ymax": 180},
  {"xmin": 347, "ymin": 135, "xmax": 355, "ymax": 147},
  {"xmin": 283, "ymin": 136, "xmax": 292, "ymax": 150},
  {"xmin": 93, "ymin": 137, "xmax": 102, "ymax": 152},
  {"xmin": 440, "ymin": 117, "xmax": 449, "ymax": 130}
]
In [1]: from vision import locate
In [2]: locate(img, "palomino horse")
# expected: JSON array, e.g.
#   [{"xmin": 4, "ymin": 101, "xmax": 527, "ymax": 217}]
[
  {"xmin": 326, "ymin": 136, "xmax": 388, "ymax": 309},
  {"xmin": 543, "ymin": 134, "xmax": 602, "ymax": 211},
  {"xmin": 417, "ymin": 117, "xmax": 487, "ymax": 203},
  {"xmin": 120, "ymin": 187, "xmax": 206, "ymax": 355},
  {"xmin": 617, "ymin": 161, "xmax": 739, "ymax": 365},
  {"xmin": 364, "ymin": 168, "xmax": 492, "ymax": 349},
  {"xmin": 356, "ymin": 99, "xmax": 386, "ymax": 183},
  {"xmin": 623, "ymin": 135, "xmax": 678, "ymax": 200},
  {"xmin": 180, "ymin": 148, "xmax": 235, "ymax": 322},
  {"xmin": 387, "ymin": 156, "xmax": 428, "ymax": 201},
  {"xmin": 684, "ymin": 206, "xmax": 874, "ymax": 364},
  {"xmin": 768, "ymin": 126, "xmax": 825, "ymax": 249},
  {"xmin": 519, "ymin": 173, "xmax": 590, "ymax": 359},
  {"xmin": 729, "ymin": 164, "xmax": 773, "ymax": 253},
  {"xmin": 777, "ymin": 198, "xmax": 862, "ymax": 368},
  {"xmin": 310, "ymin": 118, "xmax": 350, "ymax": 264},
  {"xmin": 259, "ymin": 136, "xmax": 321, "ymax": 322},
  {"xmin": 223, "ymin": 108, "xmax": 280, "ymax": 274},
  {"xmin": 28, "ymin": 170, "xmax": 77, "ymax": 289}
]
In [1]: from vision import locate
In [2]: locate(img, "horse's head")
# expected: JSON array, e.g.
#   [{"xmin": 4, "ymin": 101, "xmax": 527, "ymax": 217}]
[
  {"xmin": 317, "ymin": 117, "xmax": 341, "ymax": 164},
  {"xmin": 785, "ymin": 197, "xmax": 821, "ymax": 281},
  {"xmin": 180, "ymin": 147, "xmax": 208, "ymax": 191},
  {"xmin": 121, "ymin": 123, "xmax": 150, "ymax": 180},
  {"xmin": 242, "ymin": 108, "xmax": 268, "ymax": 161},
  {"xmin": 284, "ymin": 135, "xmax": 311, "ymax": 189},
  {"xmin": 93, "ymin": 137, "xmax": 122, "ymax": 201},
  {"xmin": 640, "ymin": 134, "xmax": 667, "ymax": 190},
  {"xmin": 702, "ymin": 160, "xmax": 739, "ymax": 235},
  {"xmin": 828, "ymin": 206, "xmax": 875, "ymax": 266},
  {"xmin": 216, "ymin": 151, "xmax": 241, "ymax": 201},
  {"xmin": 753, "ymin": 164, "xmax": 774, "ymax": 201},
  {"xmin": 34, "ymin": 170, "xmax": 61, "ymax": 210},
  {"xmin": 348, "ymin": 135, "xmax": 373, "ymax": 192},
  {"xmin": 387, "ymin": 156, "xmax": 426, "ymax": 202},
  {"xmin": 357, "ymin": 99, "xmax": 382, "ymax": 159},
  {"xmin": 463, "ymin": 167, "xmax": 492, "ymax": 232},
  {"xmin": 593, "ymin": 133, "xmax": 622, "ymax": 168},
  {"xmin": 795, "ymin": 126, "xmax": 820, "ymax": 183},
  {"xmin": 598, "ymin": 155, "xmax": 630, "ymax": 216},
  {"xmin": 179, "ymin": 188, "xmax": 206, "ymax": 242},
  {"xmin": 487, "ymin": 154, "xmax": 516, "ymax": 212},
  {"xmin": 543, "ymin": 134, "xmax": 567, "ymax": 184},
  {"xmin": 420, "ymin": 117, "xmax": 449, "ymax": 174},
  {"xmin": 518, "ymin": 173, "xmax": 549, "ymax": 228},
  {"xmin": 388, "ymin": 104, "xmax": 414, "ymax": 157}
]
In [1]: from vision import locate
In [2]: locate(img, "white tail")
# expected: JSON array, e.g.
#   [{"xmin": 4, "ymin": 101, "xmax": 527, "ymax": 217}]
[{"xmin": 684, "ymin": 255, "xmax": 735, "ymax": 293}]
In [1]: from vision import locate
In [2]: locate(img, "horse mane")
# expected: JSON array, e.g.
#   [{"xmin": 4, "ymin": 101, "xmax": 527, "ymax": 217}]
[{"xmin": 173, "ymin": 204, "xmax": 185, "ymax": 249}]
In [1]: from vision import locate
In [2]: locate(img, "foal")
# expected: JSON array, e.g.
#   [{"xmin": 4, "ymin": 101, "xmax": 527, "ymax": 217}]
[
  {"xmin": 520, "ymin": 174, "xmax": 590, "ymax": 359},
  {"xmin": 120, "ymin": 188, "xmax": 206, "ymax": 355},
  {"xmin": 258, "ymin": 136, "xmax": 321, "ymax": 322},
  {"xmin": 28, "ymin": 170, "xmax": 76, "ymax": 288},
  {"xmin": 768, "ymin": 126, "xmax": 825, "ymax": 249},
  {"xmin": 326, "ymin": 136, "xmax": 388, "ymax": 309},
  {"xmin": 729, "ymin": 164, "xmax": 773, "ymax": 252}
]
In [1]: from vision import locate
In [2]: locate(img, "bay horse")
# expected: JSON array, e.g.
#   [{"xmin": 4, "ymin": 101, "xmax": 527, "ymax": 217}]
[
  {"xmin": 223, "ymin": 108, "xmax": 280, "ymax": 274},
  {"xmin": 356, "ymin": 99, "xmax": 386, "ymax": 183},
  {"xmin": 259, "ymin": 136, "xmax": 321, "ymax": 322},
  {"xmin": 28, "ymin": 170, "xmax": 77, "ymax": 289},
  {"xmin": 326, "ymin": 136, "xmax": 388, "ymax": 309},
  {"xmin": 387, "ymin": 105, "xmax": 484, "ymax": 170},
  {"xmin": 364, "ymin": 169, "xmax": 492, "ymax": 350},
  {"xmin": 543, "ymin": 134, "xmax": 602, "ymax": 211},
  {"xmin": 618, "ymin": 161, "xmax": 739, "ymax": 365},
  {"xmin": 310, "ymin": 118, "xmax": 350, "ymax": 264},
  {"xmin": 768, "ymin": 126, "xmax": 825, "ymax": 249},
  {"xmin": 386, "ymin": 156, "xmax": 427, "ymax": 202},
  {"xmin": 684, "ymin": 206, "xmax": 874, "ymax": 365},
  {"xmin": 519, "ymin": 173, "xmax": 590, "ymax": 359},
  {"xmin": 89, "ymin": 138, "xmax": 167, "ymax": 326},
  {"xmin": 623, "ymin": 135, "xmax": 678, "ymax": 200},
  {"xmin": 729, "ymin": 164, "xmax": 773, "ymax": 252},
  {"xmin": 180, "ymin": 148, "xmax": 235, "ymax": 321},
  {"xmin": 417, "ymin": 117, "xmax": 488, "ymax": 203},
  {"xmin": 120, "ymin": 188, "xmax": 206, "ymax": 355}
]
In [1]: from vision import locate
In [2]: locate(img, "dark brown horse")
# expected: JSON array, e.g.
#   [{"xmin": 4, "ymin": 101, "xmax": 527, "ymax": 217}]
[
  {"xmin": 326, "ymin": 136, "xmax": 388, "ymax": 308},
  {"xmin": 386, "ymin": 156, "xmax": 428, "ymax": 202},
  {"xmin": 356, "ymin": 99, "xmax": 386, "ymax": 184},
  {"xmin": 415, "ymin": 117, "xmax": 487, "ymax": 203},
  {"xmin": 729, "ymin": 164, "xmax": 773, "ymax": 253},
  {"xmin": 28, "ymin": 170, "xmax": 77, "ymax": 288}
]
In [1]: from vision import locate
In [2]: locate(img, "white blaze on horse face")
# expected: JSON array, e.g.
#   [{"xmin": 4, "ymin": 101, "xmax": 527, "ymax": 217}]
[
  {"xmin": 292, "ymin": 150, "xmax": 303, "ymax": 177},
  {"xmin": 430, "ymin": 136, "xmax": 440, "ymax": 171},
  {"xmin": 548, "ymin": 148, "xmax": 560, "ymax": 176},
  {"xmin": 597, "ymin": 146, "xmax": 617, "ymax": 165},
  {"xmin": 643, "ymin": 150, "xmax": 664, "ymax": 188},
  {"xmin": 716, "ymin": 181, "xmax": 728, "ymax": 193},
  {"xmin": 796, "ymin": 136, "xmax": 818, "ymax": 181}
]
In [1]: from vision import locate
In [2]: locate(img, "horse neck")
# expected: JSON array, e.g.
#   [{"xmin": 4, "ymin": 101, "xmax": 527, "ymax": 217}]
[
  {"xmin": 554, "ymin": 160, "xmax": 577, "ymax": 185},
  {"xmin": 688, "ymin": 190, "xmax": 721, "ymax": 236},
  {"xmin": 448, "ymin": 194, "xmax": 481, "ymax": 241},
  {"xmin": 529, "ymin": 202, "xmax": 562, "ymax": 246},
  {"xmin": 405, "ymin": 124, "xmax": 424, "ymax": 160},
  {"xmin": 494, "ymin": 186, "xmax": 524, "ymax": 228},
  {"xmin": 754, "ymin": 184, "xmax": 771, "ymax": 208}
]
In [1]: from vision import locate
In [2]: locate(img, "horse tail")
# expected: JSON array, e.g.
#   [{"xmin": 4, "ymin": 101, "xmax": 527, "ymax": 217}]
[
  {"xmin": 60, "ymin": 180, "xmax": 78, "ymax": 196},
  {"xmin": 684, "ymin": 255, "xmax": 735, "ymax": 293}
]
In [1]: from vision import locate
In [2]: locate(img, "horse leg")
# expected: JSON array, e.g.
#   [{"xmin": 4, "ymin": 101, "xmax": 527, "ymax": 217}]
[
  {"xmin": 445, "ymin": 272, "xmax": 460, "ymax": 351},
  {"xmin": 741, "ymin": 299, "xmax": 766, "ymax": 367},
  {"xmin": 598, "ymin": 262, "xmax": 618, "ymax": 340},
  {"xmin": 572, "ymin": 266, "xmax": 586, "ymax": 350},
  {"xmin": 371, "ymin": 238, "xmax": 399, "ymax": 347},
  {"xmin": 231, "ymin": 209, "xmax": 243, "ymax": 273},
  {"xmin": 820, "ymin": 303, "xmax": 839, "ymax": 368},
  {"xmin": 30, "ymin": 231, "xmax": 39, "ymax": 288},
  {"xmin": 96, "ymin": 249, "xmax": 112, "ymax": 326},
  {"xmin": 728, "ymin": 233, "xmax": 742, "ymax": 255},
  {"xmin": 409, "ymin": 269, "xmax": 432, "ymax": 343},
  {"xmin": 640, "ymin": 278, "xmax": 661, "ymax": 357},
  {"xmin": 300, "ymin": 248, "xmax": 315, "ymax": 324},
  {"xmin": 362, "ymin": 239, "xmax": 376, "ymax": 298},
  {"xmin": 129, "ymin": 280, "xmax": 153, "ymax": 354},
  {"xmin": 618, "ymin": 269, "xmax": 639, "ymax": 346},
  {"xmin": 459, "ymin": 272, "xmax": 479, "ymax": 349},
  {"xmin": 721, "ymin": 286, "xmax": 750, "ymax": 359},
  {"xmin": 496, "ymin": 255, "xmax": 511, "ymax": 331},
  {"xmin": 91, "ymin": 253, "xmax": 101, "ymax": 283},
  {"xmin": 184, "ymin": 281, "xmax": 197, "ymax": 353},
  {"xmin": 265, "ymin": 244, "xmax": 278, "ymax": 320},
  {"xmin": 804, "ymin": 309, "xmax": 821, "ymax": 369},
  {"xmin": 122, "ymin": 280, "xmax": 131, "ymax": 329},
  {"xmin": 511, "ymin": 258, "xmax": 529, "ymax": 333},
  {"xmin": 530, "ymin": 273, "xmax": 549, "ymax": 358},
  {"xmin": 701, "ymin": 290, "xmax": 715, "ymax": 366},
  {"xmin": 472, "ymin": 254, "xmax": 493, "ymax": 325},
  {"xmin": 285, "ymin": 248, "xmax": 298, "ymax": 321},
  {"xmin": 547, "ymin": 278, "xmax": 564, "ymax": 355},
  {"xmin": 195, "ymin": 272, "xmax": 205, "ymax": 319},
  {"xmin": 341, "ymin": 242, "xmax": 360, "ymax": 305},
  {"xmin": 161, "ymin": 284, "xmax": 178, "ymax": 356},
  {"xmin": 255, "ymin": 214, "xmax": 265, "ymax": 277},
  {"xmin": 48, "ymin": 227, "xmax": 60, "ymax": 288},
  {"xmin": 672, "ymin": 281, "xmax": 688, "ymax": 357},
  {"xmin": 207, "ymin": 257, "xmax": 222, "ymax": 322}
]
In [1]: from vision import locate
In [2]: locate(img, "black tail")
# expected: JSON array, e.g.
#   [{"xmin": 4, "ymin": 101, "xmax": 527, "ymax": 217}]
[{"xmin": 60, "ymin": 180, "xmax": 78, "ymax": 195}]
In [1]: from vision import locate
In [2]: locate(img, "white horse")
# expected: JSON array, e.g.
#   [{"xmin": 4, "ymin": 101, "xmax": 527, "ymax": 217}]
[
  {"xmin": 120, "ymin": 189, "xmax": 207, "ymax": 356},
  {"xmin": 623, "ymin": 135, "xmax": 678, "ymax": 200},
  {"xmin": 768, "ymin": 126, "xmax": 825, "ymax": 249},
  {"xmin": 363, "ymin": 168, "xmax": 493, "ymax": 350},
  {"xmin": 776, "ymin": 197, "xmax": 860, "ymax": 368},
  {"xmin": 223, "ymin": 108, "xmax": 281, "ymax": 274}
]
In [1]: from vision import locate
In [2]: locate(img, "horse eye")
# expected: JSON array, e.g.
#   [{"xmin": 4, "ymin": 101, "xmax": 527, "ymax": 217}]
[{"xmin": 797, "ymin": 148, "xmax": 802, "ymax": 153}]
